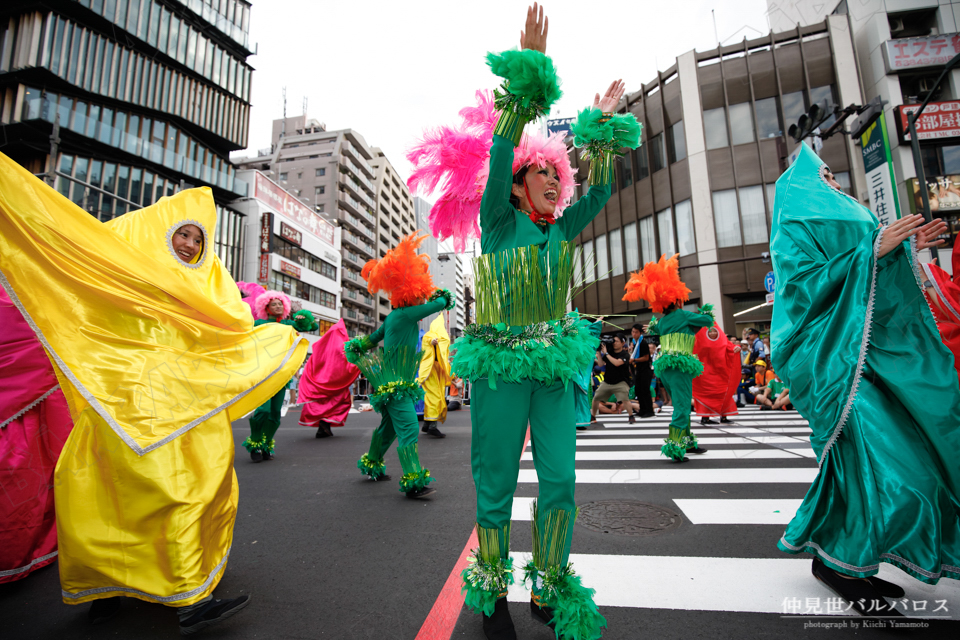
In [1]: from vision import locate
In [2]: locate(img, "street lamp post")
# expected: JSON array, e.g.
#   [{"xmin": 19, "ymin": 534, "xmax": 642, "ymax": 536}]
[{"xmin": 906, "ymin": 51, "xmax": 960, "ymax": 264}]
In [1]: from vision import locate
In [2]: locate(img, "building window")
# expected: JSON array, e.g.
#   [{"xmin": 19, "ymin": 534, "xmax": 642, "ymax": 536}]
[
  {"xmin": 739, "ymin": 185, "xmax": 768, "ymax": 245},
  {"xmin": 621, "ymin": 151, "xmax": 634, "ymax": 188},
  {"xmin": 703, "ymin": 108, "xmax": 728, "ymax": 150},
  {"xmin": 765, "ymin": 183, "xmax": 777, "ymax": 215},
  {"xmin": 650, "ymin": 133, "xmax": 666, "ymax": 173},
  {"xmin": 315, "ymin": 185, "xmax": 325, "ymax": 195},
  {"xmin": 316, "ymin": 203, "xmax": 325, "ymax": 212},
  {"xmin": 656, "ymin": 207, "xmax": 675, "ymax": 255},
  {"xmin": 279, "ymin": 172, "xmax": 288, "ymax": 181},
  {"xmin": 639, "ymin": 216, "xmax": 656, "ymax": 264},
  {"xmin": 623, "ymin": 222, "xmax": 639, "ymax": 272},
  {"xmin": 675, "ymin": 200, "xmax": 696, "ymax": 256},
  {"xmin": 274, "ymin": 236, "xmax": 337, "ymax": 279},
  {"xmin": 609, "ymin": 228, "xmax": 623, "ymax": 276},
  {"xmin": 636, "ymin": 142, "xmax": 650, "ymax": 180},
  {"xmin": 595, "ymin": 233, "xmax": 609, "ymax": 280},
  {"xmin": 809, "ymin": 85, "xmax": 836, "ymax": 128},
  {"xmin": 712, "ymin": 189, "xmax": 743, "ymax": 248},
  {"xmin": 755, "ymin": 97, "xmax": 782, "ymax": 138},
  {"xmin": 833, "ymin": 171, "xmax": 852, "ymax": 196},
  {"xmin": 782, "ymin": 91, "xmax": 806, "ymax": 131},
  {"xmin": 667, "ymin": 122, "xmax": 687, "ymax": 163},
  {"xmin": 316, "ymin": 167, "xmax": 326, "ymax": 176},
  {"xmin": 729, "ymin": 102, "xmax": 755, "ymax": 145},
  {"xmin": 269, "ymin": 270, "xmax": 337, "ymax": 310},
  {"xmin": 582, "ymin": 239, "xmax": 595, "ymax": 283},
  {"xmin": 297, "ymin": 172, "xmax": 302, "ymax": 179}
]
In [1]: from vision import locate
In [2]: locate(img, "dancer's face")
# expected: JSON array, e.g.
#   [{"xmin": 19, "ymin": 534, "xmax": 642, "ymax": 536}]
[
  {"xmin": 824, "ymin": 169, "xmax": 843, "ymax": 191},
  {"xmin": 172, "ymin": 224, "xmax": 203, "ymax": 263},
  {"xmin": 707, "ymin": 327, "xmax": 719, "ymax": 339},
  {"xmin": 267, "ymin": 298, "xmax": 285, "ymax": 317},
  {"xmin": 513, "ymin": 163, "xmax": 559, "ymax": 215}
]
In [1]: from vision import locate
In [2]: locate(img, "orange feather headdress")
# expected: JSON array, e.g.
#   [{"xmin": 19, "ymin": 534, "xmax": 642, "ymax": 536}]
[
  {"xmin": 361, "ymin": 233, "xmax": 435, "ymax": 308},
  {"xmin": 622, "ymin": 253, "xmax": 691, "ymax": 313}
]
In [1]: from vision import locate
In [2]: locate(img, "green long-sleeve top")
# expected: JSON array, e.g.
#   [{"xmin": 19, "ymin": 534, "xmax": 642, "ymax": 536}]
[{"xmin": 368, "ymin": 298, "xmax": 449, "ymax": 351}]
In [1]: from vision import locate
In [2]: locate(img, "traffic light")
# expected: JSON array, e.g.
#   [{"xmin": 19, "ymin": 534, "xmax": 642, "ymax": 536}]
[
  {"xmin": 788, "ymin": 101, "xmax": 828, "ymax": 143},
  {"xmin": 848, "ymin": 96, "xmax": 885, "ymax": 139}
]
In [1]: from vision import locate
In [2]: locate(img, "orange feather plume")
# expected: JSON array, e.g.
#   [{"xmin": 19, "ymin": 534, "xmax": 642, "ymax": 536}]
[
  {"xmin": 622, "ymin": 253, "xmax": 691, "ymax": 313},
  {"xmin": 361, "ymin": 232, "xmax": 435, "ymax": 308}
]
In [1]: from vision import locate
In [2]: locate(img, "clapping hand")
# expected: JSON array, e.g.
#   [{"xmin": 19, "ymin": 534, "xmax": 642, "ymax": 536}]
[
  {"xmin": 878, "ymin": 214, "xmax": 946, "ymax": 257},
  {"xmin": 520, "ymin": 3, "xmax": 548, "ymax": 53},
  {"xmin": 915, "ymin": 217, "xmax": 948, "ymax": 251},
  {"xmin": 593, "ymin": 80, "xmax": 626, "ymax": 113}
]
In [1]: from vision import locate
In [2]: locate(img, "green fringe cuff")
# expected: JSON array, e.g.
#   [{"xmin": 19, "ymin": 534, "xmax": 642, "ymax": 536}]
[
  {"xmin": 493, "ymin": 109, "xmax": 527, "ymax": 146},
  {"xmin": 523, "ymin": 561, "xmax": 607, "ymax": 640},
  {"xmin": 397, "ymin": 442, "xmax": 434, "ymax": 493},
  {"xmin": 661, "ymin": 433, "xmax": 696, "ymax": 461},
  {"xmin": 572, "ymin": 107, "xmax": 642, "ymax": 188},
  {"xmin": 292, "ymin": 309, "xmax": 318, "ymax": 332},
  {"xmin": 369, "ymin": 380, "xmax": 425, "ymax": 413},
  {"xmin": 486, "ymin": 48, "xmax": 562, "ymax": 123},
  {"xmin": 243, "ymin": 435, "xmax": 267, "ymax": 453},
  {"xmin": 653, "ymin": 352, "xmax": 704, "ymax": 378},
  {"xmin": 587, "ymin": 151, "xmax": 616, "ymax": 187},
  {"xmin": 452, "ymin": 313, "xmax": 598, "ymax": 389},
  {"xmin": 461, "ymin": 555, "xmax": 514, "ymax": 616},
  {"xmin": 399, "ymin": 469, "xmax": 433, "ymax": 493},
  {"xmin": 429, "ymin": 288, "xmax": 455, "ymax": 311},
  {"xmin": 646, "ymin": 316, "xmax": 660, "ymax": 336},
  {"xmin": 697, "ymin": 303, "xmax": 716, "ymax": 321},
  {"xmin": 344, "ymin": 335, "xmax": 375, "ymax": 365},
  {"xmin": 357, "ymin": 453, "xmax": 386, "ymax": 478}
]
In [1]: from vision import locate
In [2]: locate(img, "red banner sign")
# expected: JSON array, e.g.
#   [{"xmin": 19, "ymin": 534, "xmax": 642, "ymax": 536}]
[
  {"xmin": 898, "ymin": 101, "xmax": 960, "ymax": 141},
  {"xmin": 280, "ymin": 221, "xmax": 302, "ymax": 246},
  {"xmin": 258, "ymin": 253, "xmax": 269, "ymax": 284},
  {"xmin": 254, "ymin": 172, "xmax": 335, "ymax": 246},
  {"xmin": 260, "ymin": 211, "xmax": 272, "ymax": 254},
  {"xmin": 279, "ymin": 260, "xmax": 301, "ymax": 279},
  {"xmin": 884, "ymin": 33, "xmax": 960, "ymax": 71}
]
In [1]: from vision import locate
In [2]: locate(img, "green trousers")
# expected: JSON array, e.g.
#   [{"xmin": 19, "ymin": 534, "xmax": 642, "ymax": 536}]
[
  {"xmin": 245, "ymin": 387, "xmax": 285, "ymax": 453},
  {"xmin": 358, "ymin": 396, "xmax": 432, "ymax": 493},
  {"xmin": 659, "ymin": 368, "xmax": 696, "ymax": 461},
  {"xmin": 472, "ymin": 376, "xmax": 576, "ymax": 566}
]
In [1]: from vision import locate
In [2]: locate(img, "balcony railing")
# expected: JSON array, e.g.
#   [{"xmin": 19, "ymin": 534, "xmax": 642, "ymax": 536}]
[
  {"xmin": 341, "ymin": 141, "xmax": 375, "ymax": 177},
  {"xmin": 344, "ymin": 308, "xmax": 358, "ymax": 319},
  {"xmin": 343, "ymin": 230, "xmax": 375, "ymax": 256}
]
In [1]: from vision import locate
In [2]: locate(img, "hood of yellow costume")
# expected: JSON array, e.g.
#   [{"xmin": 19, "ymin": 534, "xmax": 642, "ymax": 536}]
[
  {"xmin": 418, "ymin": 314, "xmax": 450, "ymax": 384},
  {"xmin": 0, "ymin": 153, "xmax": 306, "ymax": 455}
]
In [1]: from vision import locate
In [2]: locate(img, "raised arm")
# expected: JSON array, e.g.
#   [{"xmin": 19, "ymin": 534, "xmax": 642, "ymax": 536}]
[{"xmin": 398, "ymin": 289, "xmax": 456, "ymax": 324}]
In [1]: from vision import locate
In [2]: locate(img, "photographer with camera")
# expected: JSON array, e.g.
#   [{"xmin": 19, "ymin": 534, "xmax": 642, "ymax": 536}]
[{"xmin": 590, "ymin": 332, "xmax": 636, "ymax": 424}]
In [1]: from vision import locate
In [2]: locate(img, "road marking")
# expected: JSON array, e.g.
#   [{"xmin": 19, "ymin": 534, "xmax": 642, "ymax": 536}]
[
  {"xmin": 576, "ymin": 428, "xmax": 812, "ymax": 436},
  {"xmin": 517, "ymin": 467, "xmax": 820, "ymax": 484},
  {"xmin": 511, "ymin": 496, "xmax": 536, "ymax": 521},
  {"xmin": 672, "ymin": 498, "xmax": 803, "ymax": 524},
  {"xmin": 539, "ymin": 436, "xmax": 809, "ymax": 447},
  {"xmin": 521, "ymin": 448, "xmax": 815, "ymax": 461}
]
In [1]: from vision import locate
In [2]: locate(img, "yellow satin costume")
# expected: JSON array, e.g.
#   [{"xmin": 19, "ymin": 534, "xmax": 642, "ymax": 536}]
[
  {"xmin": 0, "ymin": 152, "xmax": 308, "ymax": 606},
  {"xmin": 418, "ymin": 314, "xmax": 451, "ymax": 423}
]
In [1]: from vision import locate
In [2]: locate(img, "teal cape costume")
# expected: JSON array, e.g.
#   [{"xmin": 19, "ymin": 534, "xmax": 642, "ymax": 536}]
[
  {"xmin": 573, "ymin": 320, "xmax": 603, "ymax": 427},
  {"xmin": 771, "ymin": 144, "xmax": 960, "ymax": 583}
]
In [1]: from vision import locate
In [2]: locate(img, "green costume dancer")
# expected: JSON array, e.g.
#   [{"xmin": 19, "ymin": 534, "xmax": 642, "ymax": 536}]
[
  {"xmin": 244, "ymin": 290, "xmax": 318, "ymax": 462},
  {"xmin": 772, "ymin": 144, "xmax": 960, "ymax": 615},
  {"xmin": 574, "ymin": 321, "xmax": 602, "ymax": 429},
  {"xmin": 344, "ymin": 233, "xmax": 454, "ymax": 499},
  {"xmin": 623, "ymin": 254, "xmax": 713, "ymax": 462},
  {"xmin": 406, "ymin": 7, "xmax": 641, "ymax": 638}
]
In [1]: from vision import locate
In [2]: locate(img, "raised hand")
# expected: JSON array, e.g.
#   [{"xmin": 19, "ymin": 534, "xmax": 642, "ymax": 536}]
[
  {"xmin": 878, "ymin": 214, "xmax": 939, "ymax": 257},
  {"xmin": 520, "ymin": 3, "xmax": 548, "ymax": 53},
  {"xmin": 593, "ymin": 79, "xmax": 626, "ymax": 112},
  {"xmin": 915, "ymin": 217, "xmax": 948, "ymax": 251}
]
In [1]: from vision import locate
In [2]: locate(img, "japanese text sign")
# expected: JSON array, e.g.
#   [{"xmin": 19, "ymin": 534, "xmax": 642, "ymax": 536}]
[
  {"xmin": 898, "ymin": 101, "xmax": 960, "ymax": 141},
  {"xmin": 884, "ymin": 33, "xmax": 960, "ymax": 72},
  {"xmin": 254, "ymin": 172, "xmax": 335, "ymax": 246}
]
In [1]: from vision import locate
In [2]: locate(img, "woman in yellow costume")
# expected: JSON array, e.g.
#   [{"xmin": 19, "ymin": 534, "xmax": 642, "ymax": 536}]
[
  {"xmin": 0, "ymin": 153, "xmax": 308, "ymax": 634},
  {"xmin": 418, "ymin": 313, "xmax": 451, "ymax": 438}
]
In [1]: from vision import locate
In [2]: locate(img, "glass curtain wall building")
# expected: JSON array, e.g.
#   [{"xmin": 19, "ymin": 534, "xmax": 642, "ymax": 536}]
[
  {"xmin": 570, "ymin": 17, "xmax": 864, "ymax": 334},
  {"xmin": 0, "ymin": 0, "xmax": 253, "ymax": 279}
]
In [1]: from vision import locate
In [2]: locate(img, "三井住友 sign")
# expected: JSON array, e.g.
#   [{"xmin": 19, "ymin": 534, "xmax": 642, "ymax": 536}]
[
  {"xmin": 884, "ymin": 33, "xmax": 960, "ymax": 72},
  {"xmin": 280, "ymin": 221, "xmax": 303, "ymax": 246},
  {"xmin": 279, "ymin": 260, "xmax": 301, "ymax": 279},
  {"xmin": 897, "ymin": 101, "xmax": 960, "ymax": 141},
  {"xmin": 254, "ymin": 172, "xmax": 335, "ymax": 246}
]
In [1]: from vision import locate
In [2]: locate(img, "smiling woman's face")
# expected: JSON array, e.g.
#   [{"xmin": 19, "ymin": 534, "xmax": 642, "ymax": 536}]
[
  {"xmin": 267, "ymin": 298, "xmax": 285, "ymax": 317},
  {"xmin": 172, "ymin": 224, "xmax": 203, "ymax": 263},
  {"xmin": 513, "ymin": 163, "xmax": 560, "ymax": 215}
]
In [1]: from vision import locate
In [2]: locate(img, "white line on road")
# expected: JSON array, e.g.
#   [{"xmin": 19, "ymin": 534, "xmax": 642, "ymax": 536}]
[
  {"xmin": 517, "ymin": 467, "xmax": 819, "ymax": 484},
  {"xmin": 536, "ymin": 436, "xmax": 810, "ymax": 447},
  {"xmin": 672, "ymin": 499, "xmax": 804, "ymax": 524},
  {"xmin": 521, "ymin": 449, "xmax": 815, "ymax": 461}
]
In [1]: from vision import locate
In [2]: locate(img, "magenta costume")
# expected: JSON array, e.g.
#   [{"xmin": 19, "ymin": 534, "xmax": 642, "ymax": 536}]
[
  {"xmin": 0, "ymin": 290, "xmax": 73, "ymax": 583},
  {"xmin": 298, "ymin": 320, "xmax": 361, "ymax": 428}
]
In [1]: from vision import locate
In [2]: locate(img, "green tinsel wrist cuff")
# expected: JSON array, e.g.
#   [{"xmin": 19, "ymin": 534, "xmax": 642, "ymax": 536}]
[
  {"xmin": 697, "ymin": 303, "xmax": 716, "ymax": 321},
  {"xmin": 429, "ymin": 288, "xmax": 455, "ymax": 311},
  {"xmin": 357, "ymin": 453, "xmax": 386, "ymax": 478},
  {"xmin": 587, "ymin": 151, "xmax": 616, "ymax": 187},
  {"xmin": 461, "ymin": 555, "xmax": 515, "ymax": 617},
  {"xmin": 369, "ymin": 380, "xmax": 424, "ymax": 413},
  {"xmin": 493, "ymin": 108, "xmax": 527, "ymax": 146},
  {"xmin": 646, "ymin": 316, "xmax": 660, "ymax": 336},
  {"xmin": 344, "ymin": 335, "xmax": 375, "ymax": 365},
  {"xmin": 653, "ymin": 352, "xmax": 704, "ymax": 378}
]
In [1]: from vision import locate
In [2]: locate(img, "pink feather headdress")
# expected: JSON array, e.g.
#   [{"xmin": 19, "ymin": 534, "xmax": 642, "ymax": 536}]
[
  {"xmin": 407, "ymin": 90, "xmax": 577, "ymax": 252},
  {"xmin": 253, "ymin": 290, "xmax": 292, "ymax": 321}
]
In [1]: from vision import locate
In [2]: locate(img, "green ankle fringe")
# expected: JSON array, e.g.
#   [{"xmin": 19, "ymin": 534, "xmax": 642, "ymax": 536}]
[
  {"xmin": 370, "ymin": 380, "xmax": 424, "ymax": 414},
  {"xmin": 461, "ymin": 524, "xmax": 513, "ymax": 616},
  {"xmin": 661, "ymin": 432, "xmax": 696, "ymax": 462},
  {"xmin": 522, "ymin": 561, "xmax": 607, "ymax": 640},
  {"xmin": 357, "ymin": 453, "xmax": 386, "ymax": 478},
  {"xmin": 397, "ymin": 443, "xmax": 433, "ymax": 493},
  {"xmin": 242, "ymin": 435, "xmax": 267, "ymax": 452}
]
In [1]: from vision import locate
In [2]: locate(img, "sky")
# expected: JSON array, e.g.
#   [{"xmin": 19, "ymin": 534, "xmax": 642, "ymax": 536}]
[{"xmin": 234, "ymin": 0, "xmax": 774, "ymax": 188}]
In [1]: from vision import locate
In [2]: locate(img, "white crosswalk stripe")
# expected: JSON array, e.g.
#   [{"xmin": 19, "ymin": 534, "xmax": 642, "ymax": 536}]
[{"xmin": 511, "ymin": 405, "xmax": 960, "ymax": 619}]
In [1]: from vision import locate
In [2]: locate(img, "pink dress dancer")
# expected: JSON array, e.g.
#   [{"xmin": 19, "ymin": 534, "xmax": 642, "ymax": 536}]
[
  {"xmin": 297, "ymin": 319, "xmax": 360, "ymax": 438},
  {"xmin": 0, "ymin": 290, "xmax": 73, "ymax": 583}
]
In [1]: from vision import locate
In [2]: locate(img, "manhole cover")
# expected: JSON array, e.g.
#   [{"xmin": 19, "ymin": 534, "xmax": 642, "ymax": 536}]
[{"xmin": 577, "ymin": 500, "xmax": 682, "ymax": 536}]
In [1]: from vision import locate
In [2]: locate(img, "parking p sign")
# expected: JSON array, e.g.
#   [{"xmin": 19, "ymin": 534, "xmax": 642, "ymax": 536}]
[{"xmin": 764, "ymin": 271, "xmax": 776, "ymax": 293}]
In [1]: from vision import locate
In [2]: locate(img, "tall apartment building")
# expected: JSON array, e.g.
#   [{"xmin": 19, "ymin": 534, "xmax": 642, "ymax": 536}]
[
  {"xmin": 0, "ymin": 0, "xmax": 253, "ymax": 280},
  {"xmin": 233, "ymin": 116, "xmax": 417, "ymax": 335},
  {"xmin": 415, "ymin": 196, "xmax": 440, "ymax": 332},
  {"xmin": 769, "ymin": 0, "xmax": 960, "ymax": 265},
  {"xmin": 570, "ymin": 16, "xmax": 863, "ymax": 334},
  {"xmin": 434, "ymin": 251, "xmax": 466, "ymax": 336}
]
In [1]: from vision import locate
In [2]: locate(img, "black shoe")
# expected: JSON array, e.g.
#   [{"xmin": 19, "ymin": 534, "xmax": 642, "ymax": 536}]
[
  {"xmin": 735, "ymin": 401, "xmax": 745, "ymax": 408},
  {"xmin": 316, "ymin": 422, "xmax": 333, "ymax": 438},
  {"xmin": 530, "ymin": 598, "xmax": 556, "ymax": 629},
  {"xmin": 406, "ymin": 486, "xmax": 436, "ymax": 499},
  {"xmin": 866, "ymin": 576, "xmax": 906, "ymax": 599},
  {"xmin": 760, "ymin": 405, "xmax": 772, "ymax": 411},
  {"xmin": 421, "ymin": 420, "xmax": 434, "ymax": 433},
  {"xmin": 628, "ymin": 414, "xmax": 636, "ymax": 424},
  {"xmin": 720, "ymin": 417, "xmax": 732, "ymax": 423},
  {"xmin": 482, "ymin": 597, "xmax": 517, "ymax": 640},
  {"xmin": 89, "ymin": 597, "xmax": 122, "ymax": 625},
  {"xmin": 811, "ymin": 558, "xmax": 902, "ymax": 618},
  {"xmin": 638, "ymin": 413, "xmax": 656, "ymax": 419},
  {"xmin": 700, "ymin": 417, "xmax": 718, "ymax": 425},
  {"xmin": 370, "ymin": 474, "xmax": 392, "ymax": 482},
  {"xmin": 249, "ymin": 450, "xmax": 262, "ymax": 463},
  {"xmin": 426, "ymin": 425, "xmax": 446, "ymax": 438},
  {"xmin": 686, "ymin": 446, "xmax": 708, "ymax": 454},
  {"xmin": 179, "ymin": 595, "xmax": 251, "ymax": 636},
  {"xmin": 576, "ymin": 425, "xmax": 588, "ymax": 431},
  {"xmin": 262, "ymin": 450, "xmax": 273, "ymax": 461}
]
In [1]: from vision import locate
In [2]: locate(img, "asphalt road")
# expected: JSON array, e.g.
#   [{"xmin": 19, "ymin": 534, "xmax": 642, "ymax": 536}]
[{"xmin": 2, "ymin": 405, "xmax": 958, "ymax": 639}]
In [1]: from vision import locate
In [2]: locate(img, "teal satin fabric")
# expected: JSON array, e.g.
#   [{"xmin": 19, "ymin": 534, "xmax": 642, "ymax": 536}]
[{"xmin": 771, "ymin": 144, "xmax": 960, "ymax": 583}]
